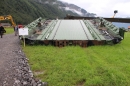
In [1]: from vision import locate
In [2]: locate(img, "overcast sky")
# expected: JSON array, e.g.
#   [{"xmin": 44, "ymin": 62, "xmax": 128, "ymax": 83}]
[{"xmin": 59, "ymin": 0, "xmax": 130, "ymax": 18}]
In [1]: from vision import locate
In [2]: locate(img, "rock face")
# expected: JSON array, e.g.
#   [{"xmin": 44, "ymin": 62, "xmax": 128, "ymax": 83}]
[{"xmin": 0, "ymin": 34, "xmax": 47, "ymax": 86}]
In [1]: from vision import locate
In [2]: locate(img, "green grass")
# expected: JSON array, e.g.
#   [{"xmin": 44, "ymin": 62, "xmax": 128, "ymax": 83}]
[
  {"xmin": 5, "ymin": 27, "xmax": 14, "ymax": 34},
  {"xmin": 23, "ymin": 32, "xmax": 130, "ymax": 86}
]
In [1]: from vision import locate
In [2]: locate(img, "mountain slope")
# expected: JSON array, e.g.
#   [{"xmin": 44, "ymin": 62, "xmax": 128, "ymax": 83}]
[
  {"xmin": 57, "ymin": 1, "xmax": 96, "ymax": 17},
  {"xmin": 0, "ymin": 0, "xmax": 95, "ymax": 24}
]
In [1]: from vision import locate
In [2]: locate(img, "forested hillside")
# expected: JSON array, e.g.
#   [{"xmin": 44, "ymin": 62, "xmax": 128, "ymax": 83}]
[{"xmin": 0, "ymin": 0, "xmax": 94, "ymax": 24}]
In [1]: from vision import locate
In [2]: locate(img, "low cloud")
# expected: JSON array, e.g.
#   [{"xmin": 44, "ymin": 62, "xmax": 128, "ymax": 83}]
[{"xmin": 60, "ymin": 0, "xmax": 130, "ymax": 17}]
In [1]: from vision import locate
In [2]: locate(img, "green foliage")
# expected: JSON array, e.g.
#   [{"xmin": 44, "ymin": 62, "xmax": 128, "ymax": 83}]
[
  {"xmin": 23, "ymin": 32, "xmax": 130, "ymax": 86},
  {"xmin": 0, "ymin": 0, "xmax": 79, "ymax": 25}
]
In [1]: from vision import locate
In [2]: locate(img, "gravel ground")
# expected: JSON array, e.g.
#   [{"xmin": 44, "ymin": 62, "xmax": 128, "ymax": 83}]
[{"xmin": 0, "ymin": 34, "xmax": 47, "ymax": 86}]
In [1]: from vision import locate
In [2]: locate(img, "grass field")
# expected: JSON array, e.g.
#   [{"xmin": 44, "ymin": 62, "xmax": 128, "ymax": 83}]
[
  {"xmin": 4, "ymin": 27, "xmax": 14, "ymax": 34},
  {"xmin": 23, "ymin": 32, "xmax": 130, "ymax": 86}
]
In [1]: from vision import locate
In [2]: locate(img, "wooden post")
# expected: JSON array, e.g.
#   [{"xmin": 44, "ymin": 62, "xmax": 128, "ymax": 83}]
[{"xmin": 23, "ymin": 35, "xmax": 25, "ymax": 47}]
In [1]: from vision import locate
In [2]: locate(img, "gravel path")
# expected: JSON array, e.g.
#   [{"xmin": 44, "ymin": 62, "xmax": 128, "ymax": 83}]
[{"xmin": 0, "ymin": 34, "xmax": 47, "ymax": 86}]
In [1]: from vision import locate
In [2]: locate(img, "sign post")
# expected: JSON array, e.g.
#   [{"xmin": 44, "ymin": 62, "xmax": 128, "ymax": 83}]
[
  {"xmin": 23, "ymin": 35, "xmax": 25, "ymax": 47},
  {"xmin": 19, "ymin": 28, "xmax": 28, "ymax": 47}
]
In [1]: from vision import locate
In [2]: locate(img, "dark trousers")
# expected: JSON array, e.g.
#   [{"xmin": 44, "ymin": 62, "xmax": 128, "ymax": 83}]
[{"xmin": 0, "ymin": 32, "xmax": 3, "ymax": 38}]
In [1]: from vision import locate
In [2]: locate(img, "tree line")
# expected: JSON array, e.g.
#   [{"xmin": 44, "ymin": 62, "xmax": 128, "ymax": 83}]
[{"xmin": 0, "ymin": 0, "xmax": 84, "ymax": 25}]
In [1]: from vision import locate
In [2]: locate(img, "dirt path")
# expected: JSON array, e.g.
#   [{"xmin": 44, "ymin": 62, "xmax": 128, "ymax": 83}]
[
  {"xmin": 0, "ymin": 34, "xmax": 21, "ymax": 85},
  {"xmin": 0, "ymin": 34, "xmax": 47, "ymax": 86}
]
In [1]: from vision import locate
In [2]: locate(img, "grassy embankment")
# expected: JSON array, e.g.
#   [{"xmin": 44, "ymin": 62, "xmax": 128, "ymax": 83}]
[{"xmin": 23, "ymin": 32, "xmax": 130, "ymax": 86}]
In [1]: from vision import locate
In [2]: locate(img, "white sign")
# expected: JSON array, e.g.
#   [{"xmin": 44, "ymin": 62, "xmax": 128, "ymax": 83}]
[{"xmin": 19, "ymin": 28, "xmax": 28, "ymax": 35}]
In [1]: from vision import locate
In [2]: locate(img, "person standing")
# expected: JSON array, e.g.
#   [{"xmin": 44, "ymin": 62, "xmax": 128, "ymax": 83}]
[
  {"xmin": 14, "ymin": 25, "xmax": 18, "ymax": 36},
  {"xmin": 0, "ymin": 23, "xmax": 5, "ymax": 38}
]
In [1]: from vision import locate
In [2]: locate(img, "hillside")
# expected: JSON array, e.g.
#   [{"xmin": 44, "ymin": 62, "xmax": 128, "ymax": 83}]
[{"xmin": 0, "ymin": 0, "xmax": 95, "ymax": 25}]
